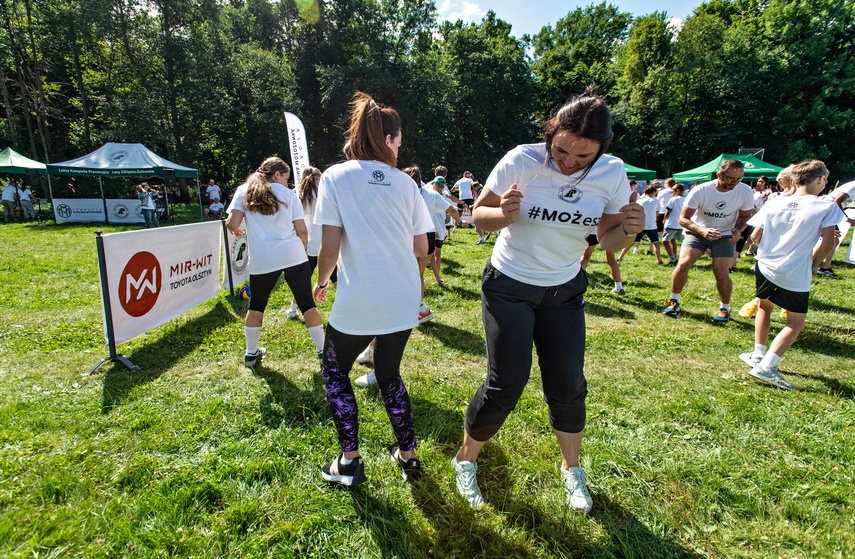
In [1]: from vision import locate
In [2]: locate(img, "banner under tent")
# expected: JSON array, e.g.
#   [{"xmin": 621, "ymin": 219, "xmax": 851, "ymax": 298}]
[
  {"xmin": 673, "ymin": 153, "xmax": 785, "ymax": 183},
  {"xmin": 44, "ymin": 143, "xmax": 200, "ymax": 223}
]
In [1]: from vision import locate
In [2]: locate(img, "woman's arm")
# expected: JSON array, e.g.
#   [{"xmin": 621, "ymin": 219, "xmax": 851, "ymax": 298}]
[
  {"xmin": 413, "ymin": 233, "xmax": 428, "ymax": 257},
  {"xmin": 472, "ymin": 185, "xmax": 522, "ymax": 232},
  {"xmin": 597, "ymin": 203, "xmax": 644, "ymax": 252},
  {"xmin": 225, "ymin": 209, "xmax": 244, "ymax": 236},
  {"xmin": 314, "ymin": 225, "xmax": 342, "ymax": 302},
  {"xmin": 294, "ymin": 219, "xmax": 309, "ymax": 250}
]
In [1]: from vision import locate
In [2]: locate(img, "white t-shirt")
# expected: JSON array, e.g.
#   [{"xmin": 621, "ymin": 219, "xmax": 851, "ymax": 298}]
[
  {"xmin": 454, "ymin": 177, "xmax": 474, "ymax": 200},
  {"xmin": 421, "ymin": 187, "xmax": 455, "ymax": 241},
  {"xmin": 209, "ymin": 202, "xmax": 224, "ymax": 212},
  {"xmin": 752, "ymin": 190, "xmax": 764, "ymax": 212},
  {"xmin": 752, "ymin": 195, "xmax": 845, "ymax": 292},
  {"xmin": 824, "ymin": 180, "xmax": 855, "ymax": 204},
  {"xmin": 206, "ymin": 184, "xmax": 221, "ymax": 200},
  {"xmin": 486, "ymin": 144, "xmax": 629, "ymax": 286},
  {"xmin": 657, "ymin": 188, "xmax": 673, "ymax": 213},
  {"xmin": 2, "ymin": 184, "xmax": 17, "ymax": 201},
  {"xmin": 639, "ymin": 196, "xmax": 658, "ymax": 230},
  {"xmin": 303, "ymin": 197, "xmax": 322, "ymax": 257},
  {"xmin": 664, "ymin": 196, "xmax": 685, "ymax": 230},
  {"xmin": 17, "ymin": 187, "xmax": 32, "ymax": 202},
  {"xmin": 316, "ymin": 160, "xmax": 433, "ymax": 335},
  {"xmin": 228, "ymin": 182, "xmax": 306, "ymax": 275},
  {"xmin": 683, "ymin": 180, "xmax": 754, "ymax": 236}
]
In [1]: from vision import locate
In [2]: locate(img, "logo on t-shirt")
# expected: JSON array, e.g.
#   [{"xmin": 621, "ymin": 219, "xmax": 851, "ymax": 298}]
[
  {"xmin": 557, "ymin": 183, "xmax": 583, "ymax": 204},
  {"xmin": 369, "ymin": 169, "xmax": 391, "ymax": 186},
  {"xmin": 787, "ymin": 201, "xmax": 799, "ymax": 210},
  {"xmin": 715, "ymin": 201, "xmax": 727, "ymax": 210}
]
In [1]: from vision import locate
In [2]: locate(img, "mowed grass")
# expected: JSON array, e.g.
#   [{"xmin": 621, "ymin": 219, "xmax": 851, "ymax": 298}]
[{"xmin": 0, "ymin": 209, "xmax": 853, "ymax": 558}]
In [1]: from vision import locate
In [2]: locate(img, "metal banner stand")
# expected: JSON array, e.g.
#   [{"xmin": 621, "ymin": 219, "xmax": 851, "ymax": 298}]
[{"xmin": 85, "ymin": 231, "xmax": 140, "ymax": 376}]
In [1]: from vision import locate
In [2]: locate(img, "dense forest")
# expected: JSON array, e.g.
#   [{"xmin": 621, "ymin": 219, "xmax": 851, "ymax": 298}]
[{"xmin": 1, "ymin": 0, "xmax": 853, "ymax": 195}]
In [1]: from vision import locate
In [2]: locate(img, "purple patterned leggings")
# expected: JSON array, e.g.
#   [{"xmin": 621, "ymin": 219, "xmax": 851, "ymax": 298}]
[{"xmin": 321, "ymin": 325, "xmax": 416, "ymax": 453}]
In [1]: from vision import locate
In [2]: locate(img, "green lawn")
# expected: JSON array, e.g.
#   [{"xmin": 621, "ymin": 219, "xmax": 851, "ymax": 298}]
[{"xmin": 0, "ymin": 214, "xmax": 852, "ymax": 558}]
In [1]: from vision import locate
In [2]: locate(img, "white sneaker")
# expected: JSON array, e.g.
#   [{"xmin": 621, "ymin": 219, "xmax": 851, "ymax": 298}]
[
  {"xmin": 632, "ymin": 247, "xmax": 639, "ymax": 254},
  {"xmin": 355, "ymin": 370, "xmax": 377, "ymax": 387},
  {"xmin": 561, "ymin": 466, "xmax": 593, "ymax": 514},
  {"xmin": 748, "ymin": 363, "xmax": 796, "ymax": 391},
  {"xmin": 739, "ymin": 352, "xmax": 762, "ymax": 367},
  {"xmin": 286, "ymin": 308, "xmax": 299, "ymax": 320},
  {"xmin": 357, "ymin": 345, "xmax": 374, "ymax": 365},
  {"xmin": 452, "ymin": 451, "xmax": 484, "ymax": 508}
]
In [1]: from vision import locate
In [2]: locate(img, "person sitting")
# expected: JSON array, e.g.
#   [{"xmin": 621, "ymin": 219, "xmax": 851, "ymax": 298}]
[{"xmin": 205, "ymin": 200, "xmax": 225, "ymax": 220}]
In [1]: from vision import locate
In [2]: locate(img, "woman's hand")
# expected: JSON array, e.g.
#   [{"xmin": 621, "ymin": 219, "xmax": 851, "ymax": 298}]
[
  {"xmin": 313, "ymin": 283, "xmax": 329, "ymax": 302},
  {"xmin": 619, "ymin": 202, "xmax": 644, "ymax": 235},
  {"xmin": 499, "ymin": 184, "xmax": 523, "ymax": 224}
]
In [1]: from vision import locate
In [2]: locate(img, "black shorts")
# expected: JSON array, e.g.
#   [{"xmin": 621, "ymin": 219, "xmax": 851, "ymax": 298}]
[
  {"xmin": 585, "ymin": 233, "xmax": 599, "ymax": 247},
  {"xmin": 307, "ymin": 255, "xmax": 338, "ymax": 284},
  {"xmin": 755, "ymin": 266, "xmax": 809, "ymax": 314},
  {"xmin": 435, "ymin": 238, "xmax": 444, "ymax": 249},
  {"xmin": 426, "ymin": 231, "xmax": 436, "ymax": 255},
  {"xmin": 656, "ymin": 213, "xmax": 665, "ymax": 232},
  {"xmin": 634, "ymin": 229, "xmax": 660, "ymax": 243}
]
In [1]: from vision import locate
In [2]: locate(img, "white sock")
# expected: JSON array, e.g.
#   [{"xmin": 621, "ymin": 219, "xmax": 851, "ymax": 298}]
[
  {"xmin": 339, "ymin": 454, "xmax": 353, "ymax": 465},
  {"xmin": 720, "ymin": 302, "xmax": 731, "ymax": 311},
  {"xmin": 308, "ymin": 325, "xmax": 325, "ymax": 353},
  {"xmin": 419, "ymin": 300, "xmax": 428, "ymax": 312},
  {"xmin": 245, "ymin": 326, "xmax": 262, "ymax": 353},
  {"xmin": 753, "ymin": 343, "xmax": 766, "ymax": 356},
  {"xmin": 614, "ymin": 282, "xmax": 623, "ymax": 290},
  {"xmin": 289, "ymin": 301, "xmax": 298, "ymax": 312},
  {"xmin": 670, "ymin": 293, "xmax": 681, "ymax": 302},
  {"xmin": 760, "ymin": 352, "xmax": 781, "ymax": 370}
]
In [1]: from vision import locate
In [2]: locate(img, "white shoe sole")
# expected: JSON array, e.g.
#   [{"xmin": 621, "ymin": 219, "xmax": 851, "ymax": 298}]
[{"xmin": 739, "ymin": 352, "xmax": 760, "ymax": 367}]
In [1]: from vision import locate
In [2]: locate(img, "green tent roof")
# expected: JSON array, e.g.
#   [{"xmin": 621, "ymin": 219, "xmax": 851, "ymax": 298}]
[
  {"xmin": 673, "ymin": 153, "xmax": 785, "ymax": 182},
  {"xmin": 0, "ymin": 147, "xmax": 46, "ymax": 174},
  {"xmin": 624, "ymin": 162, "xmax": 656, "ymax": 180}
]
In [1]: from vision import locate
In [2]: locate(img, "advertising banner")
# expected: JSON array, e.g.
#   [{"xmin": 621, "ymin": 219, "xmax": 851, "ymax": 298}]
[
  {"xmin": 284, "ymin": 112, "xmax": 310, "ymax": 184},
  {"xmin": 222, "ymin": 224, "xmax": 250, "ymax": 290},
  {"xmin": 54, "ymin": 198, "xmax": 146, "ymax": 223},
  {"xmin": 100, "ymin": 221, "xmax": 221, "ymax": 344}
]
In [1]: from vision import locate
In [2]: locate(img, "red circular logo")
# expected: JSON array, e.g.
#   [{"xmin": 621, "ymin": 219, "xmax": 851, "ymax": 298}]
[{"xmin": 118, "ymin": 251, "xmax": 162, "ymax": 317}]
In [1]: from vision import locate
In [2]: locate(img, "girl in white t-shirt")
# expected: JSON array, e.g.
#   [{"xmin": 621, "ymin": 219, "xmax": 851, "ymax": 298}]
[
  {"xmin": 451, "ymin": 87, "xmax": 644, "ymax": 513},
  {"xmin": 286, "ymin": 167, "xmax": 339, "ymax": 320},
  {"xmin": 313, "ymin": 92, "xmax": 433, "ymax": 487},
  {"xmin": 225, "ymin": 157, "xmax": 326, "ymax": 369}
]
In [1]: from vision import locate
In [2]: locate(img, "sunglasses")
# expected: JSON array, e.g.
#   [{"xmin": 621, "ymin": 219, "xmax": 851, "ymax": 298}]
[{"xmin": 722, "ymin": 175, "xmax": 742, "ymax": 183}]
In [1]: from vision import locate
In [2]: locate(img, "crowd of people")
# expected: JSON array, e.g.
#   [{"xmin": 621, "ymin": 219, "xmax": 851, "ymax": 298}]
[
  {"xmin": 213, "ymin": 89, "xmax": 853, "ymax": 514},
  {"xmin": 2, "ymin": 177, "xmax": 38, "ymax": 223}
]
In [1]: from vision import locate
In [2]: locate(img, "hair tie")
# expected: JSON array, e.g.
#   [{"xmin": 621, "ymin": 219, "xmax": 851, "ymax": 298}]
[{"xmin": 256, "ymin": 167, "xmax": 265, "ymax": 174}]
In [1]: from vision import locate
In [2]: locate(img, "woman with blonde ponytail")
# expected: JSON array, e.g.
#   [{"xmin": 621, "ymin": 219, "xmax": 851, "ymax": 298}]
[
  {"xmin": 313, "ymin": 92, "xmax": 433, "ymax": 487},
  {"xmin": 225, "ymin": 157, "xmax": 326, "ymax": 368}
]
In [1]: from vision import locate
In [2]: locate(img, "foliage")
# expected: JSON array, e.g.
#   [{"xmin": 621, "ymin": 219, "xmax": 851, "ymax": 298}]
[{"xmin": 1, "ymin": 0, "xmax": 854, "ymax": 184}]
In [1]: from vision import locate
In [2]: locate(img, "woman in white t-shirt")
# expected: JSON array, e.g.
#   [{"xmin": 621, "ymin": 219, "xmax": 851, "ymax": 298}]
[
  {"xmin": 286, "ymin": 167, "xmax": 339, "ymax": 320},
  {"xmin": 451, "ymin": 87, "xmax": 644, "ymax": 513},
  {"xmin": 225, "ymin": 157, "xmax": 326, "ymax": 369},
  {"xmin": 313, "ymin": 92, "xmax": 433, "ymax": 487}
]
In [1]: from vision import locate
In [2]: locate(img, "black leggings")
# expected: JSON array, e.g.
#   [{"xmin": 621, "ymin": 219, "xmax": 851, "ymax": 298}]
[
  {"xmin": 248, "ymin": 261, "xmax": 315, "ymax": 313},
  {"xmin": 465, "ymin": 262, "xmax": 589, "ymax": 441},
  {"xmin": 307, "ymin": 255, "xmax": 338, "ymax": 284},
  {"xmin": 321, "ymin": 325, "xmax": 416, "ymax": 453}
]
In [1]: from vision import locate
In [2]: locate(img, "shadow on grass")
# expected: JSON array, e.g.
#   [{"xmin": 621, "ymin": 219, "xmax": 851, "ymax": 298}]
[
  {"xmin": 810, "ymin": 298, "xmax": 855, "ymax": 315},
  {"xmin": 100, "ymin": 300, "xmax": 236, "ymax": 413},
  {"xmin": 789, "ymin": 371, "xmax": 855, "ymax": 400},
  {"xmin": 795, "ymin": 328, "xmax": 855, "ymax": 359},
  {"xmin": 585, "ymin": 301, "xmax": 636, "ymax": 320},
  {"xmin": 417, "ymin": 321, "xmax": 486, "ymax": 357},
  {"xmin": 251, "ymin": 366, "xmax": 329, "ymax": 428}
]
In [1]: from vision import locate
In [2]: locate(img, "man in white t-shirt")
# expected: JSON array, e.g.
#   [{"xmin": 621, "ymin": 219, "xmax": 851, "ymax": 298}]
[
  {"xmin": 206, "ymin": 179, "xmax": 221, "ymax": 202},
  {"xmin": 815, "ymin": 179, "xmax": 855, "ymax": 277},
  {"xmin": 656, "ymin": 178, "xmax": 675, "ymax": 234},
  {"xmin": 663, "ymin": 159, "xmax": 754, "ymax": 322},
  {"xmin": 2, "ymin": 178, "xmax": 19, "ymax": 222},
  {"xmin": 738, "ymin": 160, "xmax": 844, "ymax": 390},
  {"xmin": 204, "ymin": 200, "xmax": 225, "ymax": 220},
  {"xmin": 662, "ymin": 183, "xmax": 686, "ymax": 264}
]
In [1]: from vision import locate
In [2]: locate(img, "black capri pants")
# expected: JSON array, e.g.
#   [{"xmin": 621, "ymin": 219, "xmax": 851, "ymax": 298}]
[
  {"xmin": 465, "ymin": 261, "xmax": 589, "ymax": 441},
  {"xmin": 248, "ymin": 261, "xmax": 316, "ymax": 313}
]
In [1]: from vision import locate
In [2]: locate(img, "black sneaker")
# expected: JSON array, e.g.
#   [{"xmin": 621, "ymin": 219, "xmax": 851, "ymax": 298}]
[
  {"xmin": 244, "ymin": 347, "xmax": 266, "ymax": 368},
  {"xmin": 817, "ymin": 268, "xmax": 839, "ymax": 278},
  {"xmin": 388, "ymin": 444, "xmax": 422, "ymax": 481},
  {"xmin": 321, "ymin": 454, "xmax": 366, "ymax": 487}
]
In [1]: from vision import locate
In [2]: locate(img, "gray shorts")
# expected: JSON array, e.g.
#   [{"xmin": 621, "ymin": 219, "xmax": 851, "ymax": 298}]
[
  {"xmin": 682, "ymin": 231, "xmax": 736, "ymax": 259},
  {"xmin": 663, "ymin": 228, "xmax": 684, "ymax": 242}
]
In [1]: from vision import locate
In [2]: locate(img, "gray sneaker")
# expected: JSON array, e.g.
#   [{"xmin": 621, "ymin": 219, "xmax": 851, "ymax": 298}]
[
  {"xmin": 452, "ymin": 451, "xmax": 484, "ymax": 508},
  {"xmin": 739, "ymin": 352, "xmax": 762, "ymax": 367},
  {"xmin": 561, "ymin": 466, "xmax": 593, "ymax": 514},
  {"xmin": 748, "ymin": 363, "xmax": 796, "ymax": 391},
  {"xmin": 611, "ymin": 287, "xmax": 627, "ymax": 296}
]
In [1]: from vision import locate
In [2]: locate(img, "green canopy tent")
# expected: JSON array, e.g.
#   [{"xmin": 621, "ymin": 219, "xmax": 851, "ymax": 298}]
[
  {"xmin": 624, "ymin": 162, "xmax": 656, "ymax": 180},
  {"xmin": 0, "ymin": 147, "xmax": 46, "ymax": 174},
  {"xmin": 673, "ymin": 153, "xmax": 785, "ymax": 182}
]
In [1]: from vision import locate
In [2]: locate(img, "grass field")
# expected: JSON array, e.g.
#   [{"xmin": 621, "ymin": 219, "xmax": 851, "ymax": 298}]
[{"xmin": 1, "ymin": 206, "xmax": 853, "ymax": 558}]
